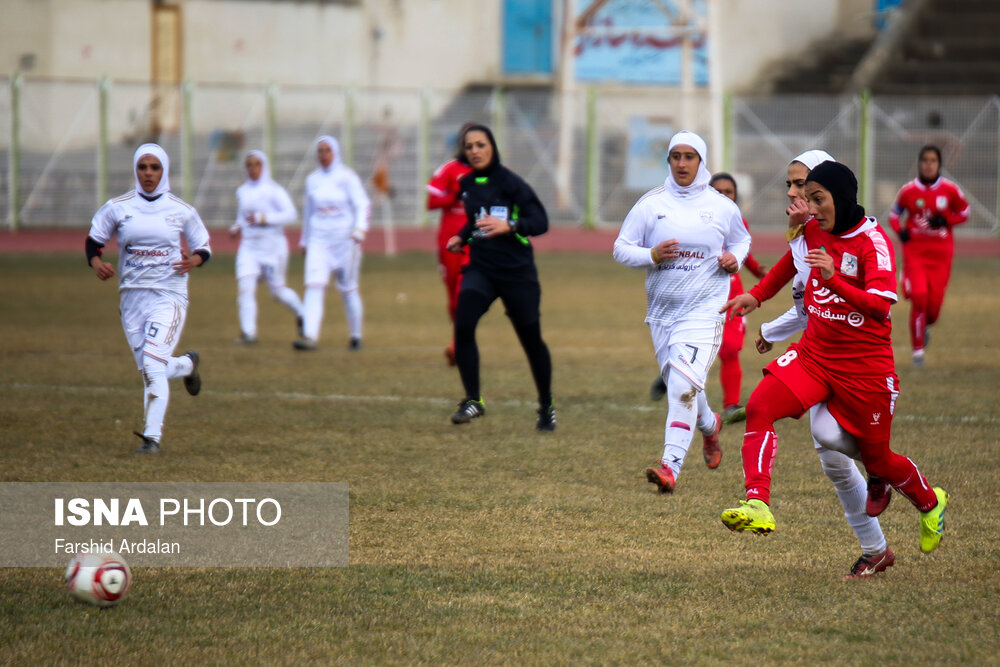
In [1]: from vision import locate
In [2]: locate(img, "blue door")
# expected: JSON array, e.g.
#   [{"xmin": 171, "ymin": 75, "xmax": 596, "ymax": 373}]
[{"xmin": 503, "ymin": 0, "xmax": 553, "ymax": 75}]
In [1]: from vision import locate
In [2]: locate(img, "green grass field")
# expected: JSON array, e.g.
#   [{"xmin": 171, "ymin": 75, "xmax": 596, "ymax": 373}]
[{"xmin": 1, "ymin": 250, "xmax": 999, "ymax": 664}]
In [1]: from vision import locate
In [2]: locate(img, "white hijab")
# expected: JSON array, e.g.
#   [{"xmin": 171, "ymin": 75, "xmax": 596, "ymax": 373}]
[
  {"xmin": 133, "ymin": 143, "xmax": 170, "ymax": 197},
  {"xmin": 244, "ymin": 149, "xmax": 272, "ymax": 187},
  {"xmin": 664, "ymin": 131, "xmax": 712, "ymax": 199},
  {"xmin": 790, "ymin": 149, "xmax": 834, "ymax": 171},
  {"xmin": 316, "ymin": 135, "xmax": 342, "ymax": 173}
]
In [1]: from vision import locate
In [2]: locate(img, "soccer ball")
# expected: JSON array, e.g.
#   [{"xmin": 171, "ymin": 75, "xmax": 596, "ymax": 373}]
[{"xmin": 64, "ymin": 551, "xmax": 132, "ymax": 608}]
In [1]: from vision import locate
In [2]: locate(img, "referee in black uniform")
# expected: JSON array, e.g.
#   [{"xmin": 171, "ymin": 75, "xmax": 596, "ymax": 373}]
[{"xmin": 445, "ymin": 124, "xmax": 555, "ymax": 431}]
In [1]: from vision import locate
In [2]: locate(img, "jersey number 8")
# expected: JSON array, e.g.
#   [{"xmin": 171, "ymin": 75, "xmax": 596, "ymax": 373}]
[{"xmin": 776, "ymin": 349, "xmax": 798, "ymax": 367}]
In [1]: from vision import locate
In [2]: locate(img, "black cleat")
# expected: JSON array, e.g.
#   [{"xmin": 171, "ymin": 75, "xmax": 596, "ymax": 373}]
[
  {"xmin": 451, "ymin": 398, "xmax": 485, "ymax": 424},
  {"xmin": 348, "ymin": 337, "xmax": 362, "ymax": 351},
  {"xmin": 182, "ymin": 350, "xmax": 201, "ymax": 396},
  {"xmin": 650, "ymin": 376, "xmax": 667, "ymax": 401},
  {"xmin": 234, "ymin": 333, "xmax": 258, "ymax": 345},
  {"xmin": 293, "ymin": 338, "xmax": 318, "ymax": 351},
  {"xmin": 537, "ymin": 403, "xmax": 557, "ymax": 431},
  {"xmin": 133, "ymin": 431, "xmax": 161, "ymax": 454}
]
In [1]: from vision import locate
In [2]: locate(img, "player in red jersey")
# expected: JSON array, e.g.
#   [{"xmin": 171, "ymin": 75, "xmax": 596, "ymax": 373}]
[
  {"xmin": 709, "ymin": 173, "xmax": 767, "ymax": 422},
  {"xmin": 889, "ymin": 145, "xmax": 969, "ymax": 367},
  {"xmin": 718, "ymin": 161, "xmax": 949, "ymax": 557},
  {"xmin": 426, "ymin": 125, "xmax": 473, "ymax": 365}
]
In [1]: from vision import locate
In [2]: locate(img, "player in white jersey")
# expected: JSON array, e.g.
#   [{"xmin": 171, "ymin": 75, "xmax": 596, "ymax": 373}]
[
  {"xmin": 745, "ymin": 150, "xmax": 892, "ymax": 579},
  {"xmin": 614, "ymin": 131, "xmax": 751, "ymax": 493},
  {"xmin": 86, "ymin": 143, "xmax": 211, "ymax": 454},
  {"xmin": 229, "ymin": 150, "xmax": 304, "ymax": 344},
  {"xmin": 294, "ymin": 135, "xmax": 372, "ymax": 351}
]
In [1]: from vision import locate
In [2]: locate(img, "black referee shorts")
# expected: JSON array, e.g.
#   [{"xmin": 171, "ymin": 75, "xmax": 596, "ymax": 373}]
[{"xmin": 459, "ymin": 268, "xmax": 541, "ymax": 326}]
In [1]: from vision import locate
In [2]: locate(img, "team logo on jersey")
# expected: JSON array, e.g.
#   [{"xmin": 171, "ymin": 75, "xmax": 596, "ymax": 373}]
[
  {"xmin": 936, "ymin": 196, "xmax": 948, "ymax": 211},
  {"xmin": 699, "ymin": 210, "xmax": 713, "ymax": 225},
  {"xmin": 916, "ymin": 198, "xmax": 925, "ymax": 209},
  {"xmin": 847, "ymin": 312, "xmax": 865, "ymax": 327},
  {"xmin": 489, "ymin": 206, "xmax": 508, "ymax": 221},
  {"xmin": 840, "ymin": 253, "xmax": 858, "ymax": 277}
]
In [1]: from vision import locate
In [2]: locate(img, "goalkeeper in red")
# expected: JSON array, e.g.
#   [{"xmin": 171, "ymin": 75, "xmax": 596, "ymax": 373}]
[
  {"xmin": 719, "ymin": 161, "xmax": 948, "ymax": 556},
  {"xmin": 889, "ymin": 145, "xmax": 969, "ymax": 367}
]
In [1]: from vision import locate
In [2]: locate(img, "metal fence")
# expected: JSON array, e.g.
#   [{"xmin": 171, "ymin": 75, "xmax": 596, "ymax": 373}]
[
  {"xmin": 730, "ymin": 94, "xmax": 1000, "ymax": 236},
  {"xmin": 2, "ymin": 75, "xmax": 998, "ymax": 237}
]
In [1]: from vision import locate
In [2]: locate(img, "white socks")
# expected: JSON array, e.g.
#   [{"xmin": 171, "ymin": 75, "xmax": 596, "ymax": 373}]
[
  {"xmin": 302, "ymin": 286, "xmax": 325, "ymax": 340},
  {"xmin": 141, "ymin": 358, "xmax": 170, "ymax": 442},
  {"xmin": 816, "ymin": 444, "xmax": 888, "ymax": 556},
  {"xmin": 237, "ymin": 275, "xmax": 258, "ymax": 337},
  {"xmin": 660, "ymin": 371, "xmax": 700, "ymax": 476},
  {"xmin": 239, "ymin": 276, "xmax": 304, "ymax": 338},
  {"xmin": 341, "ymin": 288, "xmax": 363, "ymax": 340},
  {"xmin": 271, "ymin": 285, "xmax": 304, "ymax": 319}
]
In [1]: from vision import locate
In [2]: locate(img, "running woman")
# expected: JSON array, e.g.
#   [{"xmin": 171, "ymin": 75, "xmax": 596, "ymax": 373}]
[
  {"xmin": 294, "ymin": 135, "xmax": 371, "ymax": 351},
  {"xmin": 888, "ymin": 145, "xmax": 969, "ymax": 367},
  {"xmin": 751, "ymin": 150, "xmax": 894, "ymax": 579},
  {"xmin": 648, "ymin": 173, "xmax": 766, "ymax": 420},
  {"xmin": 614, "ymin": 131, "xmax": 751, "ymax": 493},
  {"xmin": 86, "ymin": 143, "xmax": 210, "ymax": 454},
  {"xmin": 708, "ymin": 173, "xmax": 767, "ymax": 422},
  {"xmin": 720, "ymin": 161, "xmax": 948, "ymax": 558},
  {"xmin": 445, "ymin": 124, "xmax": 555, "ymax": 430},
  {"xmin": 230, "ymin": 150, "xmax": 304, "ymax": 344},
  {"xmin": 426, "ymin": 124, "xmax": 473, "ymax": 365}
]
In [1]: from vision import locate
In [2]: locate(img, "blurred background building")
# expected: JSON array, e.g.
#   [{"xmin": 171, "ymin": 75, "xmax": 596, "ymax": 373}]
[{"xmin": 1, "ymin": 0, "xmax": 997, "ymax": 236}]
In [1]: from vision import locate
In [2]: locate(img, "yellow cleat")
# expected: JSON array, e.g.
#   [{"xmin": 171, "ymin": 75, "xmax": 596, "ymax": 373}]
[
  {"xmin": 919, "ymin": 487, "xmax": 949, "ymax": 553},
  {"xmin": 721, "ymin": 499, "xmax": 775, "ymax": 535}
]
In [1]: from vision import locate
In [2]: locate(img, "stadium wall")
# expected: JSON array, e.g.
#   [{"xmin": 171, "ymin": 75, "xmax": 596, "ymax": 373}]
[
  {"xmin": 2, "ymin": 0, "xmax": 871, "ymax": 92},
  {"xmin": 0, "ymin": 0, "xmax": 501, "ymax": 91},
  {"xmin": 711, "ymin": 0, "xmax": 875, "ymax": 93}
]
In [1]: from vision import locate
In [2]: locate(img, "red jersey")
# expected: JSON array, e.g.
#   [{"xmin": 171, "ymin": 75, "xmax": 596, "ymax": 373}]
[
  {"xmin": 889, "ymin": 177, "xmax": 968, "ymax": 244},
  {"xmin": 728, "ymin": 217, "xmax": 764, "ymax": 298},
  {"xmin": 751, "ymin": 217, "xmax": 897, "ymax": 384},
  {"xmin": 426, "ymin": 159, "xmax": 473, "ymax": 243}
]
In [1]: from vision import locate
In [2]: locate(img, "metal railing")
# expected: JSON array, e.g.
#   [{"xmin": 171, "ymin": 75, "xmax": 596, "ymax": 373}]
[{"xmin": 2, "ymin": 75, "xmax": 998, "ymax": 237}]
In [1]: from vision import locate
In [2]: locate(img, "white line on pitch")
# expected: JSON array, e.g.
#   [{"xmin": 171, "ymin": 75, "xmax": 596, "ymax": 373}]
[{"xmin": 4, "ymin": 382, "xmax": 1000, "ymax": 423}]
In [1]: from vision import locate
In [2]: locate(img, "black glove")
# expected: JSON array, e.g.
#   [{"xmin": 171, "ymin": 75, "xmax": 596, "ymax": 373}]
[
  {"xmin": 928, "ymin": 214, "xmax": 948, "ymax": 229},
  {"xmin": 898, "ymin": 229, "xmax": 911, "ymax": 243}
]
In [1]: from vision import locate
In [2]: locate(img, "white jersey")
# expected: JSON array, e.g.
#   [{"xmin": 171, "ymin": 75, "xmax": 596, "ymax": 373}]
[
  {"xmin": 759, "ymin": 227, "xmax": 810, "ymax": 343},
  {"xmin": 89, "ymin": 190, "xmax": 211, "ymax": 296},
  {"xmin": 614, "ymin": 185, "xmax": 751, "ymax": 327},
  {"xmin": 233, "ymin": 178, "xmax": 297, "ymax": 252},
  {"xmin": 301, "ymin": 165, "xmax": 370, "ymax": 247}
]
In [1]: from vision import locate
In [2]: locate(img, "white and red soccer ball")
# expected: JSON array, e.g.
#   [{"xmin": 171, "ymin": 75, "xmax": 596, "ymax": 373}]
[{"xmin": 64, "ymin": 551, "xmax": 131, "ymax": 607}]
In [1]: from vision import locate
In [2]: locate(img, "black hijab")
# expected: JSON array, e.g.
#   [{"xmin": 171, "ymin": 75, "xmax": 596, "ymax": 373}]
[
  {"xmin": 461, "ymin": 123, "xmax": 501, "ymax": 174},
  {"xmin": 805, "ymin": 161, "xmax": 866, "ymax": 235}
]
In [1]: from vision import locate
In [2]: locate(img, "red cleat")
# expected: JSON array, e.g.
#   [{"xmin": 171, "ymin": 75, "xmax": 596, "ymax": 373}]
[
  {"xmin": 646, "ymin": 462, "xmax": 676, "ymax": 494},
  {"xmin": 702, "ymin": 412, "xmax": 722, "ymax": 469},
  {"xmin": 866, "ymin": 477, "xmax": 892, "ymax": 517},
  {"xmin": 843, "ymin": 547, "xmax": 895, "ymax": 580}
]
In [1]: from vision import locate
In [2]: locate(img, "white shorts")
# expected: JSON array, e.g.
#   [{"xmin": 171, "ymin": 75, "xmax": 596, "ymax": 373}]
[
  {"xmin": 119, "ymin": 289, "xmax": 188, "ymax": 369},
  {"xmin": 236, "ymin": 237, "xmax": 290, "ymax": 288},
  {"xmin": 304, "ymin": 238, "xmax": 361, "ymax": 291},
  {"xmin": 649, "ymin": 318, "xmax": 724, "ymax": 391}
]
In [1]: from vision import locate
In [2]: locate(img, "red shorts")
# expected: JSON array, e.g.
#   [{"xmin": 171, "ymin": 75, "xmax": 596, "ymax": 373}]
[{"xmin": 764, "ymin": 345, "xmax": 899, "ymax": 445}]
